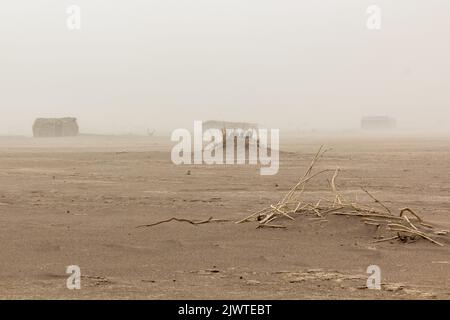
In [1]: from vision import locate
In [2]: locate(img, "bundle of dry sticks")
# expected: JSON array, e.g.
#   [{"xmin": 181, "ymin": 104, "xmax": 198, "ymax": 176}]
[{"xmin": 236, "ymin": 147, "xmax": 448, "ymax": 246}]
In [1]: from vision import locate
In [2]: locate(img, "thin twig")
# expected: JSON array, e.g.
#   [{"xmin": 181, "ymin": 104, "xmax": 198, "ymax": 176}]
[
  {"xmin": 136, "ymin": 217, "xmax": 230, "ymax": 228},
  {"xmin": 361, "ymin": 187, "xmax": 392, "ymax": 215},
  {"xmin": 372, "ymin": 236, "xmax": 399, "ymax": 243}
]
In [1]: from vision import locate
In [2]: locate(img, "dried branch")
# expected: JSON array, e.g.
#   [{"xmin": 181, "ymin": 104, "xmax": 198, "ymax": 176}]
[
  {"xmin": 137, "ymin": 216, "xmax": 230, "ymax": 228},
  {"xmin": 236, "ymin": 146, "xmax": 446, "ymax": 246}
]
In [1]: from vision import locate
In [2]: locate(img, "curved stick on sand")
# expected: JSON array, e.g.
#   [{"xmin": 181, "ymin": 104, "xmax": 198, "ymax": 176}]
[
  {"xmin": 400, "ymin": 208, "xmax": 423, "ymax": 222},
  {"xmin": 136, "ymin": 217, "xmax": 230, "ymax": 228}
]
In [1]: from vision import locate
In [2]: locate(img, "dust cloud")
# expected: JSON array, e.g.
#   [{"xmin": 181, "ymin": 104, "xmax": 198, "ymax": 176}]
[{"xmin": 1, "ymin": 1, "xmax": 449, "ymax": 136}]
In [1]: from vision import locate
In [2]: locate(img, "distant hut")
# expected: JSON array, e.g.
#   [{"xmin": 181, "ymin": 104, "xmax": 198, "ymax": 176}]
[
  {"xmin": 203, "ymin": 120, "xmax": 258, "ymax": 139},
  {"xmin": 361, "ymin": 116, "xmax": 396, "ymax": 131},
  {"xmin": 202, "ymin": 120, "xmax": 260, "ymax": 151},
  {"xmin": 32, "ymin": 118, "xmax": 79, "ymax": 138}
]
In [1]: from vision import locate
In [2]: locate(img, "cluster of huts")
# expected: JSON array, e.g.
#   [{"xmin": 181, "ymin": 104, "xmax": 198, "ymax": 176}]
[{"xmin": 30, "ymin": 116, "xmax": 397, "ymax": 138}]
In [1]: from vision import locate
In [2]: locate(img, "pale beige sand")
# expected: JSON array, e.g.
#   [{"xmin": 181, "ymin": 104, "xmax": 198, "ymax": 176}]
[{"xmin": 0, "ymin": 135, "xmax": 449, "ymax": 299}]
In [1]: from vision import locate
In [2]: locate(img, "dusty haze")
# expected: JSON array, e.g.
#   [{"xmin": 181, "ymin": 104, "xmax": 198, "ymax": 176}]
[
  {"xmin": 1, "ymin": 0, "xmax": 449, "ymax": 135},
  {"xmin": 0, "ymin": 2, "xmax": 449, "ymax": 300}
]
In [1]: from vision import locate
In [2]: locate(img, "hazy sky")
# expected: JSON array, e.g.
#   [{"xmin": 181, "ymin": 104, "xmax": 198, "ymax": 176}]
[{"xmin": 1, "ymin": 1, "xmax": 449, "ymax": 135}]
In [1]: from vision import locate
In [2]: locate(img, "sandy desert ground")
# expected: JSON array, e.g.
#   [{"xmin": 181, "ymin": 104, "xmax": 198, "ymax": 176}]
[{"xmin": 0, "ymin": 134, "xmax": 449, "ymax": 299}]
